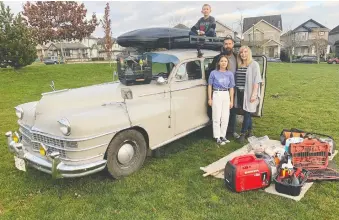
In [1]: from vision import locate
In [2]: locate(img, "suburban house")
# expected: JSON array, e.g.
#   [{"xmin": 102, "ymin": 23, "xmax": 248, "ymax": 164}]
[
  {"xmin": 46, "ymin": 42, "xmax": 89, "ymax": 60},
  {"xmin": 96, "ymin": 37, "xmax": 125, "ymax": 59},
  {"xmin": 281, "ymin": 19, "xmax": 330, "ymax": 58},
  {"xmin": 36, "ymin": 44, "xmax": 47, "ymax": 59},
  {"xmin": 242, "ymin": 15, "xmax": 283, "ymax": 57},
  {"xmin": 329, "ymin": 25, "xmax": 339, "ymax": 57},
  {"xmin": 215, "ymin": 20, "xmax": 239, "ymax": 40},
  {"xmin": 36, "ymin": 36, "xmax": 125, "ymax": 61}
]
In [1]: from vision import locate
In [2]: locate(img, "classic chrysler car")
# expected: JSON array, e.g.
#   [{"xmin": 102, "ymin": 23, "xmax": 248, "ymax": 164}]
[{"xmin": 6, "ymin": 49, "xmax": 267, "ymax": 179}]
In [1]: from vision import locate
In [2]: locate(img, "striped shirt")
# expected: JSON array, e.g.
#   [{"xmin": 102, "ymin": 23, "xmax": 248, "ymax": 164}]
[{"xmin": 235, "ymin": 67, "xmax": 247, "ymax": 88}]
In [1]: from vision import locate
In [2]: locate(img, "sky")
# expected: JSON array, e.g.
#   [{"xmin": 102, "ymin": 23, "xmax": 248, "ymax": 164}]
[{"xmin": 3, "ymin": 1, "xmax": 339, "ymax": 38}]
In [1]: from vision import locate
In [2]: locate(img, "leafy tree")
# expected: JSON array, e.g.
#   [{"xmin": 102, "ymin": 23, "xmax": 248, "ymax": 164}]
[
  {"xmin": 22, "ymin": 1, "xmax": 98, "ymax": 58},
  {"xmin": 101, "ymin": 2, "xmax": 112, "ymax": 60},
  {"xmin": 0, "ymin": 2, "xmax": 37, "ymax": 69}
]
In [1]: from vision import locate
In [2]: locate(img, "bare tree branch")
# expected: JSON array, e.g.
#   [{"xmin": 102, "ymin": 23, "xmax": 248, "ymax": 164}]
[
  {"xmin": 101, "ymin": 2, "xmax": 112, "ymax": 60},
  {"xmin": 311, "ymin": 28, "xmax": 328, "ymax": 63}
]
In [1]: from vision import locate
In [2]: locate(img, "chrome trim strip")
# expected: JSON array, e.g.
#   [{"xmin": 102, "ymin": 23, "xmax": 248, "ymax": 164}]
[
  {"xmin": 31, "ymin": 141, "xmax": 107, "ymax": 152},
  {"xmin": 170, "ymin": 83, "xmax": 207, "ymax": 92},
  {"xmin": 58, "ymin": 160, "xmax": 107, "ymax": 172},
  {"xmin": 101, "ymin": 101, "xmax": 124, "ymax": 106},
  {"xmin": 60, "ymin": 154, "xmax": 104, "ymax": 162},
  {"xmin": 18, "ymin": 121, "xmax": 124, "ymax": 141},
  {"xmin": 41, "ymin": 89, "xmax": 69, "ymax": 96},
  {"xmin": 150, "ymin": 122, "xmax": 210, "ymax": 150},
  {"xmin": 61, "ymin": 166, "xmax": 106, "ymax": 178},
  {"xmin": 138, "ymin": 90, "xmax": 169, "ymax": 97}
]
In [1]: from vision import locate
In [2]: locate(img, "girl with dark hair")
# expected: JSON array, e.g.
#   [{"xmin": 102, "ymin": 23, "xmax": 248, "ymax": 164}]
[{"xmin": 207, "ymin": 56, "xmax": 235, "ymax": 145}]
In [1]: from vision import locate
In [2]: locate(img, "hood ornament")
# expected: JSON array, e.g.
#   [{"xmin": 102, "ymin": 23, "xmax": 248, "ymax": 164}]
[{"xmin": 50, "ymin": 81, "xmax": 55, "ymax": 91}]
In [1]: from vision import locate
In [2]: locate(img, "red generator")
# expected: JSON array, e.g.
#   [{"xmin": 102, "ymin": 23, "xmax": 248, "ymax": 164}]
[{"xmin": 224, "ymin": 155, "xmax": 271, "ymax": 192}]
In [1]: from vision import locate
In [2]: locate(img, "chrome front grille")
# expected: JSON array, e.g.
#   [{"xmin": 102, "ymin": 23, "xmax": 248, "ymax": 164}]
[
  {"xmin": 22, "ymin": 135, "xmax": 32, "ymax": 146},
  {"xmin": 20, "ymin": 126, "xmax": 32, "ymax": 139},
  {"xmin": 19, "ymin": 125, "xmax": 77, "ymax": 159},
  {"xmin": 32, "ymin": 142, "xmax": 67, "ymax": 158},
  {"xmin": 32, "ymin": 133, "xmax": 78, "ymax": 148}
]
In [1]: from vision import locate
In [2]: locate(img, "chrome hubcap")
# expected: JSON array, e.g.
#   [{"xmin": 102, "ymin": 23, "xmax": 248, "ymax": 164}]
[{"xmin": 117, "ymin": 143, "xmax": 135, "ymax": 165}]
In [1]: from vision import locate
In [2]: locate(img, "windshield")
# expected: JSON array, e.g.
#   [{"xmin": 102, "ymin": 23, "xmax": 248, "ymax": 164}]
[
  {"xmin": 117, "ymin": 52, "xmax": 176, "ymax": 82},
  {"xmin": 146, "ymin": 52, "xmax": 177, "ymax": 80}
]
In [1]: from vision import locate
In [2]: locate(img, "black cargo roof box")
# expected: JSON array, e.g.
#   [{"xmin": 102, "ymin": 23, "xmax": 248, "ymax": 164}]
[{"xmin": 116, "ymin": 27, "xmax": 240, "ymax": 51}]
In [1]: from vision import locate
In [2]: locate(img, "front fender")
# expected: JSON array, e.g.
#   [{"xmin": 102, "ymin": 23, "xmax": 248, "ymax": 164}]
[
  {"xmin": 17, "ymin": 101, "xmax": 39, "ymax": 126},
  {"xmin": 62, "ymin": 102, "xmax": 131, "ymax": 139}
]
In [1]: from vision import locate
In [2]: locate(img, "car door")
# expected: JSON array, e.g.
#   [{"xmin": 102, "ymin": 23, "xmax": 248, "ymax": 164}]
[
  {"xmin": 236, "ymin": 55, "xmax": 267, "ymax": 117},
  {"xmin": 170, "ymin": 59, "xmax": 210, "ymax": 135}
]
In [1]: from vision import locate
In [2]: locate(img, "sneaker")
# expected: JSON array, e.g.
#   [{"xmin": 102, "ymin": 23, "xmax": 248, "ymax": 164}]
[
  {"xmin": 247, "ymin": 130, "xmax": 254, "ymax": 138},
  {"xmin": 216, "ymin": 138, "xmax": 225, "ymax": 145},
  {"xmin": 233, "ymin": 132, "xmax": 240, "ymax": 139},
  {"xmin": 238, "ymin": 133, "xmax": 246, "ymax": 144},
  {"xmin": 220, "ymin": 137, "xmax": 230, "ymax": 143}
]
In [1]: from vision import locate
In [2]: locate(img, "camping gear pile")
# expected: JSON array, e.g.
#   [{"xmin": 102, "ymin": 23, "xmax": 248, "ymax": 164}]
[
  {"xmin": 223, "ymin": 128, "xmax": 338, "ymax": 197},
  {"xmin": 117, "ymin": 54, "xmax": 153, "ymax": 85}
]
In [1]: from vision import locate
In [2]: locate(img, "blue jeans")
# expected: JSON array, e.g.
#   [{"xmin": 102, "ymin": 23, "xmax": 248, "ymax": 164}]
[
  {"xmin": 228, "ymin": 107, "xmax": 237, "ymax": 133},
  {"xmin": 189, "ymin": 30, "xmax": 216, "ymax": 37},
  {"xmin": 241, "ymin": 111, "xmax": 252, "ymax": 134}
]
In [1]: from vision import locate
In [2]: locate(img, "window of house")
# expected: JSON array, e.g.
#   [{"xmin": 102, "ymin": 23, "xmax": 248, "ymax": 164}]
[
  {"xmin": 64, "ymin": 50, "xmax": 70, "ymax": 57},
  {"xmin": 175, "ymin": 60, "xmax": 202, "ymax": 81},
  {"xmin": 319, "ymin": 31, "xmax": 324, "ymax": 36}
]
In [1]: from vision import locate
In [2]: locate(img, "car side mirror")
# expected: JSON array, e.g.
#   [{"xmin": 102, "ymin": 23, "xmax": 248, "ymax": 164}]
[{"xmin": 156, "ymin": 76, "xmax": 167, "ymax": 85}]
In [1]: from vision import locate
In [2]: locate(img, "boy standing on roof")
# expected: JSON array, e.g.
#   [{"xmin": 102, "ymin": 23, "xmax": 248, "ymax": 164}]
[{"xmin": 189, "ymin": 4, "xmax": 216, "ymax": 37}]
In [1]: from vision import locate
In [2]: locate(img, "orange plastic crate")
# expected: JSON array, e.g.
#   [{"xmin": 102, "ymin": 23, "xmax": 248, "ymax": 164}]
[{"xmin": 290, "ymin": 138, "xmax": 329, "ymax": 169}]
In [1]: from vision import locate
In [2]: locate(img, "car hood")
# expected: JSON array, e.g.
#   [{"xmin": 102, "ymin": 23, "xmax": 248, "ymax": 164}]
[{"xmin": 30, "ymin": 81, "xmax": 167, "ymax": 132}]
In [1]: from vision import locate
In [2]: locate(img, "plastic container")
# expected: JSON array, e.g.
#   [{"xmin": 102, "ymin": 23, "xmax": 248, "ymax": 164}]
[
  {"xmin": 274, "ymin": 168, "xmax": 309, "ymax": 196},
  {"xmin": 290, "ymin": 138, "xmax": 329, "ymax": 169}
]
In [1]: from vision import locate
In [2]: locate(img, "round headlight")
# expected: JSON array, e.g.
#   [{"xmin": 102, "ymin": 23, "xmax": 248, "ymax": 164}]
[
  {"xmin": 15, "ymin": 107, "xmax": 24, "ymax": 119},
  {"xmin": 58, "ymin": 118, "xmax": 71, "ymax": 136}
]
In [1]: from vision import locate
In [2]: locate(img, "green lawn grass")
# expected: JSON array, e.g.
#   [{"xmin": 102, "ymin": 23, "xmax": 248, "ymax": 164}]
[{"xmin": 0, "ymin": 63, "xmax": 339, "ymax": 219}]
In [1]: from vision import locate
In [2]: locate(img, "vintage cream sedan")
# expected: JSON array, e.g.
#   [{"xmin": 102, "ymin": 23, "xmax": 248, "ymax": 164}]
[{"xmin": 6, "ymin": 49, "xmax": 267, "ymax": 179}]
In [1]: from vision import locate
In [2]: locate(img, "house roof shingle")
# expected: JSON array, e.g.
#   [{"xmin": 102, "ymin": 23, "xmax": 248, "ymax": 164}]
[
  {"xmin": 292, "ymin": 19, "xmax": 330, "ymax": 32},
  {"xmin": 330, "ymin": 25, "xmax": 339, "ymax": 35},
  {"xmin": 97, "ymin": 37, "xmax": 116, "ymax": 45},
  {"xmin": 216, "ymin": 20, "xmax": 233, "ymax": 31},
  {"xmin": 50, "ymin": 42, "xmax": 89, "ymax": 50},
  {"xmin": 243, "ymin": 15, "xmax": 282, "ymax": 33}
]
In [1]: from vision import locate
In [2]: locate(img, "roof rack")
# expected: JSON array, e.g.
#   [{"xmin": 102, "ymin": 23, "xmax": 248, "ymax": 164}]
[
  {"xmin": 188, "ymin": 35, "xmax": 224, "ymax": 58},
  {"xmin": 189, "ymin": 35, "xmax": 224, "ymax": 45}
]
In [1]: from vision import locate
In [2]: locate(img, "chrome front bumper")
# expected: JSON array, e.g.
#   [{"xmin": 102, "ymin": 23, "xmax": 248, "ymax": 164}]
[{"xmin": 5, "ymin": 131, "xmax": 107, "ymax": 179}]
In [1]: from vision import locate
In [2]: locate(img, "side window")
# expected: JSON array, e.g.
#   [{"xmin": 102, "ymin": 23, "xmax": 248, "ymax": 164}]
[
  {"xmin": 175, "ymin": 63, "xmax": 188, "ymax": 81},
  {"xmin": 204, "ymin": 58, "xmax": 214, "ymax": 80},
  {"xmin": 204, "ymin": 58, "xmax": 214, "ymax": 72},
  {"xmin": 175, "ymin": 60, "xmax": 202, "ymax": 81}
]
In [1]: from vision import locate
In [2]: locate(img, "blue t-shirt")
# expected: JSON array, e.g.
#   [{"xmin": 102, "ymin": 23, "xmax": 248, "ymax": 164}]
[{"xmin": 208, "ymin": 70, "xmax": 235, "ymax": 89}]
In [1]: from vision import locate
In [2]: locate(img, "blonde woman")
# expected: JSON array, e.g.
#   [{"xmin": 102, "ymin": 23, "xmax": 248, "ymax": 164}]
[
  {"xmin": 234, "ymin": 46, "xmax": 262, "ymax": 144},
  {"xmin": 208, "ymin": 55, "xmax": 235, "ymax": 145}
]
